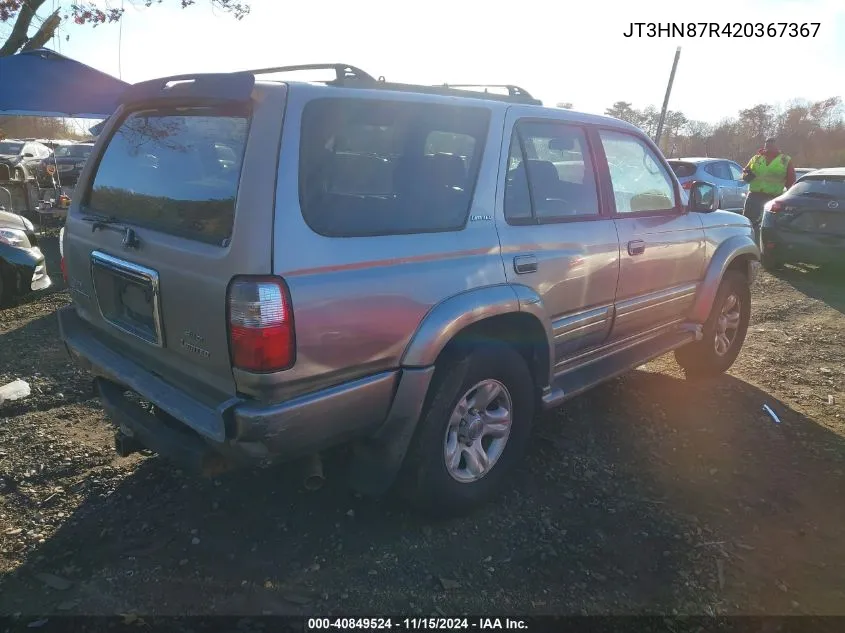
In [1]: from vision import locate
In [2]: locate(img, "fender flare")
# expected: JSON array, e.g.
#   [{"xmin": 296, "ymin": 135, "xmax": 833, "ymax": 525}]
[
  {"xmin": 689, "ymin": 234, "xmax": 760, "ymax": 323},
  {"xmin": 401, "ymin": 283, "xmax": 555, "ymax": 385}
]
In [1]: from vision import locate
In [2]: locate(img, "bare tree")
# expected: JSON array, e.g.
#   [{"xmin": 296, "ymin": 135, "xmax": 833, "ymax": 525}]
[
  {"xmin": 606, "ymin": 97, "xmax": 844, "ymax": 168},
  {"xmin": 0, "ymin": 0, "xmax": 250, "ymax": 57}
]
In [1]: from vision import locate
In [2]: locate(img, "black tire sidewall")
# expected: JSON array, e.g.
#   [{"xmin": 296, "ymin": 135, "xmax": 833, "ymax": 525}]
[
  {"xmin": 679, "ymin": 271, "xmax": 751, "ymax": 376},
  {"xmin": 401, "ymin": 345, "xmax": 535, "ymax": 515}
]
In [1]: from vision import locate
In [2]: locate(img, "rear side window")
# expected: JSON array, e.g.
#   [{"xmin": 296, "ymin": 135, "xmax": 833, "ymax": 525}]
[
  {"xmin": 704, "ymin": 162, "xmax": 732, "ymax": 180},
  {"xmin": 504, "ymin": 121, "xmax": 600, "ymax": 222},
  {"xmin": 86, "ymin": 106, "xmax": 249, "ymax": 246},
  {"xmin": 668, "ymin": 161, "xmax": 696, "ymax": 178},
  {"xmin": 299, "ymin": 98, "xmax": 491, "ymax": 237}
]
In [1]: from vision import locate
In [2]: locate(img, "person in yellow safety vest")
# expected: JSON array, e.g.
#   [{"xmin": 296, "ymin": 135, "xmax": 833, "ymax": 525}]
[{"xmin": 741, "ymin": 137, "xmax": 795, "ymax": 232}]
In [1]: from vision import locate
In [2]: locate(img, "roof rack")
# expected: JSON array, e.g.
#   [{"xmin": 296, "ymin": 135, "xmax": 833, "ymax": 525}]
[
  {"xmin": 244, "ymin": 63, "xmax": 376, "ymax": 84},
  {"xmin": 242, "ymin": 63, "xmax": 543, "ymax": 105},
  {"xmin": 439, "ymin": 84, "xmax": 537, "ymax": 100}
]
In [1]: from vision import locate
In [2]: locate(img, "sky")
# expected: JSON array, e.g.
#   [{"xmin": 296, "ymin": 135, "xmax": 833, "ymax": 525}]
[{"xmin": 19, "ymin": 0, "xmax": 845, "ymax": 123}]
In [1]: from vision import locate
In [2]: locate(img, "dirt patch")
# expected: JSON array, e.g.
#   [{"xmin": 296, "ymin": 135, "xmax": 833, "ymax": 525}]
[{"xmin": 1, "ymin": 242, "xmax": 844, "ymax": 616}]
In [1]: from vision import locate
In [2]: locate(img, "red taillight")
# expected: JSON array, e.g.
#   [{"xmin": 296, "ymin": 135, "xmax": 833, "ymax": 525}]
[
  {"xmin": 768, "ymin": 200, "xmax": 784, "ymax": 214},
  {"xmin": 227, "ymin": 276, "xmax": 295, "ymax": 372},
  {"xmin": 60, "ymin": 256, "xmax": 67, "ymax": 283},
  {"xmin": 682, "ymin": 181, "xmax": 693, "ymax": 190}
]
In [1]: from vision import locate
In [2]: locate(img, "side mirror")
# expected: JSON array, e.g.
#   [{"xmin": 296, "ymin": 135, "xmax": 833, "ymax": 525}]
[{"xmin": 688, "ymin": 180, "xmax": 718, "ymax": 212}]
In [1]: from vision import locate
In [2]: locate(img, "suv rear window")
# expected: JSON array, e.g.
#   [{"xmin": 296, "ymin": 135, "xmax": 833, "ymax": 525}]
[
  {"xmin": 790, "ymin": 176, "xmax": 845, "ymax": 199},
  {"xmin": 299, "ymin": 98, "xmax": 491, "ymax": 236},
  {"xmin": 668, "ymin": 161, "xmax": 696, "ymax": 178},
  {"xmin": 86, "ymin": 106, "xmax": 249, "ymax": 246}
]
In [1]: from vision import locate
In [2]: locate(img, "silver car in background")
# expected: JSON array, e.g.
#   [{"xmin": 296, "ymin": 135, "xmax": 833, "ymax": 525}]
[{"xmin": 668, "ymin": 157, "xmax": 749, "ymax": 213}]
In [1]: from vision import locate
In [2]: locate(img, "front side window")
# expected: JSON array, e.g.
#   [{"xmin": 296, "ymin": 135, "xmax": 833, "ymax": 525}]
[
  {"xmin": 504, "ymin": 121, "xmax": 600, "ymax": 222},
  {"xmin": 299, "ymin": 98, "xmax": 490, "ymax": 237},
  {"xmin": 86, "ymin": 106, "xmax": 249, "ymax": 246},
  {"xmin": 598, "ymin": 130, "xmax": 677, "ymax": 214},
  {"xmin": 728, "ymin": 162, "xmax": 743, "ymax": 181}
]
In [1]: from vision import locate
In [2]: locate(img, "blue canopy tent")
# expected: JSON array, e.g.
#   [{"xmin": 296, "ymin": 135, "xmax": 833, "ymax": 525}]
[
  {"xmin": 0, "ymin": 48, "xmax": 127, "ymax": 220},
  {"xmin": 0, "ymin": 48, "xmax": 128, "ymax": 119}
]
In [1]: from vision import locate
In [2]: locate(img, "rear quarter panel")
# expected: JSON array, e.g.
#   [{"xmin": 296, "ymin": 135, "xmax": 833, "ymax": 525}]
[{"xmin": 267, "ymin": 87, "xmax": 509, "ymax": 400}]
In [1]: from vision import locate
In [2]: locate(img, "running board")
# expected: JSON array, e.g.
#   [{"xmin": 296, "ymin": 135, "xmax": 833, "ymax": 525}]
[{"xmin": 541, "ymin": 326, "xmax": 699, "ymax": 410}]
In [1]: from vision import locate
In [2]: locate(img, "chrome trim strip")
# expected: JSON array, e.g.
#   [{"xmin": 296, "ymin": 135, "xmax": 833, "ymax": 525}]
[
  {"xmin": 551, "ymin": 305, "xmax": 612, "ymax": 344},
  {"xmin": 90, "ymin": 250, "xmax": 165, "ymax": 348},
  {"xmin": 615, "ymin": 283, "xmax": 698, "ymax": 318},
  {"xmin": 554, "ymin": 318, "xmax": 685, "ymax": 374}
]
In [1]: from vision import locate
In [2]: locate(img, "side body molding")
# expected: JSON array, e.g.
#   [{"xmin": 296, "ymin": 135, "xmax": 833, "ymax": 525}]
[
  {"xmin": 401, "ymin": 284, "xmax": 555, "ymax": 387},
  {"xmin": 689, "ymin": 234, "xmax": 760, "ymax": 324}
]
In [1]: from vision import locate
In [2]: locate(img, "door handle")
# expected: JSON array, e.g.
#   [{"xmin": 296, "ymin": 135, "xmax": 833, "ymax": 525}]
[
  {"xmin": 513, "ymin": 255, "xmax": 538, "ymax": 274},
  {"xmin": 627, "ymin": 240, "xmax": 646, "ymax": 256}
]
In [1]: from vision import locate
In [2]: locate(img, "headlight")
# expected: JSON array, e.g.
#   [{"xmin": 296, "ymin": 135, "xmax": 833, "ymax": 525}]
[{"xmin": 0, "ymin": 228, "xmax": 31, "ymax": 248}]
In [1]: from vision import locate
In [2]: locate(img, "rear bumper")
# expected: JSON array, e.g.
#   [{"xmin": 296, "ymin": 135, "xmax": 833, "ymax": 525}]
[
  {"xmin": 760, "ymin": 227, "xmax": 844, "ymax": 265},
  {"xmin": 58, "ymin": 306, "xmax": 404, "ymax": 471}
]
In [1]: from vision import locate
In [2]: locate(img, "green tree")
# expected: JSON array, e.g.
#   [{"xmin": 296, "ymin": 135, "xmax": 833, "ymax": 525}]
[
  {"xmin": 604, "ymin": 101, "xmax": 638, "ymax": 124},
  {"xmin": 0, "ymin": 0, "xmax": 250, "ymax": 57}
]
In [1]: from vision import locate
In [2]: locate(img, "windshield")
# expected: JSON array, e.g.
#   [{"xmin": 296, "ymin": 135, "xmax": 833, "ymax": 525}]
[
  {"xmin": 55, "ymin": 145, "xmax": 93, "ymax": 159},
  {"xmin": 790, "ymin": 176, "xmax": 845, "ymax": 200},
  {"xmin": 0, "ymin": 142, "xmax": 23, "ymax": 155}
]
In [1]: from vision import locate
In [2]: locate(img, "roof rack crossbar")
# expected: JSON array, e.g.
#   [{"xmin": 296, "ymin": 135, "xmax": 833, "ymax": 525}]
[
  {"xmin": 244, "ymin": 63, "xmax": 376, "ymax": 83},
  {"xmin": 439, "ymin": 83, "xmax": 537, "ymax": 100}
]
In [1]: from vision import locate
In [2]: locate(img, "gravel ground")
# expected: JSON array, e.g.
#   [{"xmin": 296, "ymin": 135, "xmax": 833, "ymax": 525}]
[{"xmin": 0, "ymin": 236, "xmax": 844, "ymax": 617}]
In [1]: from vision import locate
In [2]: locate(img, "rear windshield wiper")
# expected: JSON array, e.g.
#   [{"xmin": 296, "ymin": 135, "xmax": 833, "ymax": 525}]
[{"xmin": 80, "ymin": 214, "xmax": 140, "ymax": 248}]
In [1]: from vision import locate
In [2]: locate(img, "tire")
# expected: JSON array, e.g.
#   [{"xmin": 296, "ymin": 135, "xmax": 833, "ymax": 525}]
[
  {"xmin": 397, "ymin": 344, "xmax": 535, "ymax": 517},
  {"xmin": 761, "ymin": 249, "xmax": 782, "ymax": 271},
  {"xmin": 0, "ymin": 263, "xmax": 18, "ymax": 308},
  {"xmin": 675, "ymin": 271, "xmax": 751, "ymax": 379}
]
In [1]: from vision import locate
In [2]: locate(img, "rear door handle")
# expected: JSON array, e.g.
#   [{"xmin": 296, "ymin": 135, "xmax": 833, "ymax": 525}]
[
  {"xmin": 627, "ymin": 240, "xmax": 646, "ymax": 256},
  {"xmin": 513, "ymin": 255, "xmax": 538, "ymax": 274}
]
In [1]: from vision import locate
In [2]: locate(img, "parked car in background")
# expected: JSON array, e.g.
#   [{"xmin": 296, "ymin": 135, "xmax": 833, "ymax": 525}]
[
  {"xmin": 36, "ymin": 141, "xmax": 95, "ymax": 187},
  {"xmin": 760, "ymin": 167, "xmax": 845, "ymax": 270},
  {"xmin": 37, "ymin": 139, "xmax": 73, "ymax": 152},
  {"xmin": 59, "ymin": 66, "xmax": 759, "ymax": 516},
  {"xmin": 0, "ymin": 207, "xmax": 52, "ymax": 306},
  {"xmin": 667, "ymin": 157, "xmax": 748, "ymax": 212},
  {"xmin": 0, "ymin": 139, "xmax": 52, "ymax": 182},
  {"xmin": 794, "ymin": 167, "xmax": 818, "ymax": 181}
]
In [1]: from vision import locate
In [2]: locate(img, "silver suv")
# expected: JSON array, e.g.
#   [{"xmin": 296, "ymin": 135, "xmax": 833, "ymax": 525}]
[{"xmin": 58, "ymin": 65, "xmax": 760, "ymax": 515}]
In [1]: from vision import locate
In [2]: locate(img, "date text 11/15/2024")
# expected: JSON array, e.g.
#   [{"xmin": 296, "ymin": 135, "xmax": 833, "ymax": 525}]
[
  {"xmin": 307, "ymin": 618, "xmax": 528, "ymax": 631},
  {"xmin": 623, "ymin": 22, "xmax": 820, "ymax": 38}
]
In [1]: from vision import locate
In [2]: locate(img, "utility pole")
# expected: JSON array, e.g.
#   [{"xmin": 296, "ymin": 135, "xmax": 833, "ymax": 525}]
[{"xmin": 654, "ymin": 46, "xmax": 681, "ymax": 149}]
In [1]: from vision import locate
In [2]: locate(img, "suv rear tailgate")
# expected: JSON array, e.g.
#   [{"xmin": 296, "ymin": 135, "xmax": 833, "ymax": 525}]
[{"xmin": 63, "ymin": 75, "xmax": 287, "ymax": 408}]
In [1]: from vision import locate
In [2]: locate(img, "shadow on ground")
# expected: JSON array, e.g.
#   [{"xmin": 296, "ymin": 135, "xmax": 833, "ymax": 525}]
[
  {"xmin": 773, "ymin": 263, "xmax": 845, "ymax": 314},
  {"xmin": 1, "ymin": 361, "xmax": 844, "ymax": 616}
]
